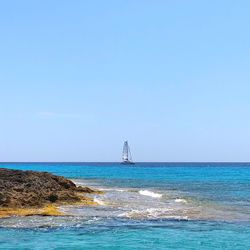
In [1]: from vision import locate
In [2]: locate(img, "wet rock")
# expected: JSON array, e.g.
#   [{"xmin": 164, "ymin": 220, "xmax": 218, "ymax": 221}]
[{"xmin": 76, "ymin": 186, "xmax": 96, "ymax": 193}]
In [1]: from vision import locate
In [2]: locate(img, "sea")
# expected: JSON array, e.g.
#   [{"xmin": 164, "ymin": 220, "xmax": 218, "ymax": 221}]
[{"xmin": 0, "ymin": 162, "xmax": 249, "ymax": 249}]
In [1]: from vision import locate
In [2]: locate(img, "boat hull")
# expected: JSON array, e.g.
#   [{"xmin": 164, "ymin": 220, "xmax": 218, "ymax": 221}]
[{"xmin": 121, "ymin": 161, "xmax": 135, "ymax": 165}]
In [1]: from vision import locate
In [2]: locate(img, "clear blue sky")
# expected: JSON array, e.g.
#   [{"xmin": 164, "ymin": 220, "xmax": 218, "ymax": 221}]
[{"xmin": 0, "ymin": 0, "xmax": 250, "ymax": 162}]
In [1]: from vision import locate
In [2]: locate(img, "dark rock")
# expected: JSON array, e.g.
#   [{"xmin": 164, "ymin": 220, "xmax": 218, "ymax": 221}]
[
  {"xmin": 76, "ymin": 186, "xmax": 96, "ymax": 193},
  {"xmin": 0, "ymin": 168, "xmax": 95, "ymax": 208},
  {"xmin": 47, "ymin": 194, "xmax": 58, "ymax": 203}
]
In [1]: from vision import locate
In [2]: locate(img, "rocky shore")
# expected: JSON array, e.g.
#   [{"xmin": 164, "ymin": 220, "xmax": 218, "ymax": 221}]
[{"xmin": 0, "ymin": 168, "xmax": 100, "ymax": 218}]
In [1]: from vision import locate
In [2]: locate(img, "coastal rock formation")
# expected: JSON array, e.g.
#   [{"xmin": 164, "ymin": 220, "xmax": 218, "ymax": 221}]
[{"xmin": 0, "ymin": 168, "xmax": 98, "ymax": 215}]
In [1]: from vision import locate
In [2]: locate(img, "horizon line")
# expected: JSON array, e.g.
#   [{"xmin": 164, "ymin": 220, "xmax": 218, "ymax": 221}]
[{"xmin": 0, "ymin": 161, "xmax": 250, "ymax": 164}]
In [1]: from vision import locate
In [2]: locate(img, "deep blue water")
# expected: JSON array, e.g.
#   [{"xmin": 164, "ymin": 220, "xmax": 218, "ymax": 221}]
[{"xmin": 0, "ymin": 163, "xmax": 249, "ymax": 249}]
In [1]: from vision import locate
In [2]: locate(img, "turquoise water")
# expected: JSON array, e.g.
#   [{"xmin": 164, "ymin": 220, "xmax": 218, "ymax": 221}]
[{"xmin": 0, "ymin": 163, "xmax": 250, "ymax": 249}]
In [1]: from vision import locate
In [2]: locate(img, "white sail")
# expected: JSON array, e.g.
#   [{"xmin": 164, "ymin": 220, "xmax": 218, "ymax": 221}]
[{"xmin": 122, "ymin": 141, "xmax": 134, "ymax": 164}]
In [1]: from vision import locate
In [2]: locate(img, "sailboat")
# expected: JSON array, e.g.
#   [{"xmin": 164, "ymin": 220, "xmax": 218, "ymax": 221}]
[{"xmin": 121, "ymin": 141, "xmax": 135, "ymax": 165}]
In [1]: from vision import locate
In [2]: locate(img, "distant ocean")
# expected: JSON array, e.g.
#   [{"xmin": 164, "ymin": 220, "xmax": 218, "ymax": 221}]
[{"xmin": 0, "ymin": 163, "xmax": 249, "ymax": 249}]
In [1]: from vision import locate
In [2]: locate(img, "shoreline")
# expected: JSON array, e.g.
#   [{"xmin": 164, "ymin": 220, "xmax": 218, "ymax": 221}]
[{"xmin": 0, "ymin": 197, "xmax": 97, "ymax": 218}]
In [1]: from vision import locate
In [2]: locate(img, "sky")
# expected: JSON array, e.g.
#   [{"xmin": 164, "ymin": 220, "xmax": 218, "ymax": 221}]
[{"xmin": 0, "ymin": 0, "xmax": 250, "ymax": 162}]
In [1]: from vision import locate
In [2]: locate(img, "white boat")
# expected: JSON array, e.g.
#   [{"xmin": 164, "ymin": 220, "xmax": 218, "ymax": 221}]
[{"xmin": 121, "ymin": 141, "xmax": 135, "ymax": 165}]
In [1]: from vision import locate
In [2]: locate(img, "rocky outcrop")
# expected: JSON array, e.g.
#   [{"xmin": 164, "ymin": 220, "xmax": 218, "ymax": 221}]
[{"xmin": 0, "ymin": 168, "xmax": 97, "ymax": 209}]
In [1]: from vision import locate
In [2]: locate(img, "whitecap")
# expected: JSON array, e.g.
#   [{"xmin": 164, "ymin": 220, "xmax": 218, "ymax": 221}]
[
  {"xmin": 117, "ymin": 208, "xmax": 189, "ymax": 220},
  {"xmin": 175, "ymin": 198, "xmax": 187, "ymax": 203},
  {"xmin": 139, "ymin": 190, "xmax": 162, "ymax": 198},
  {"xmin": 93, "ymin": 198, "xmax": 105, "ymax": 205}
]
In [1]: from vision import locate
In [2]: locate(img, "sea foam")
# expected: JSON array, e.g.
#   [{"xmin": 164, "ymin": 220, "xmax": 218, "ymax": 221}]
[
  {"xmin": 118, "ymin": 208, "xmax": 189, "ymax": 220},
  {"xmin": 139, "ymin": 190, "xmax": 162, "ymax": 198},
  {"xmin": 175, "ymin": 198, "xmax": 187, "ymax": 203},
  {"xmin": 93, "ymin": 198, "xmax": 105, "ymax": 205}
]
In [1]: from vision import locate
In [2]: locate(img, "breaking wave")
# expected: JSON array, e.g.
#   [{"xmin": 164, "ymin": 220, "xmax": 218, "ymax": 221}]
[
  {"xmin": 139, "ymin": 190, "xmax": 162, "ymax": 198},
  {"xmin": 175, "ymin": 198, "xmax": 187, "ymax": 203},
  {"xmin": 93, "ymin": 198, "xmax": 105, "ymax": 205},
  {"xmin": 118, "ymin": 208, "xmax": 188, "ymax": 220}
]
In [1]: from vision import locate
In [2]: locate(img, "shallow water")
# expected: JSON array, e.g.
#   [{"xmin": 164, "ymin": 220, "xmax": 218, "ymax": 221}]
[{"xmin": 0, "ymin": 163, "xmax": 250, "ymax": 249}]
